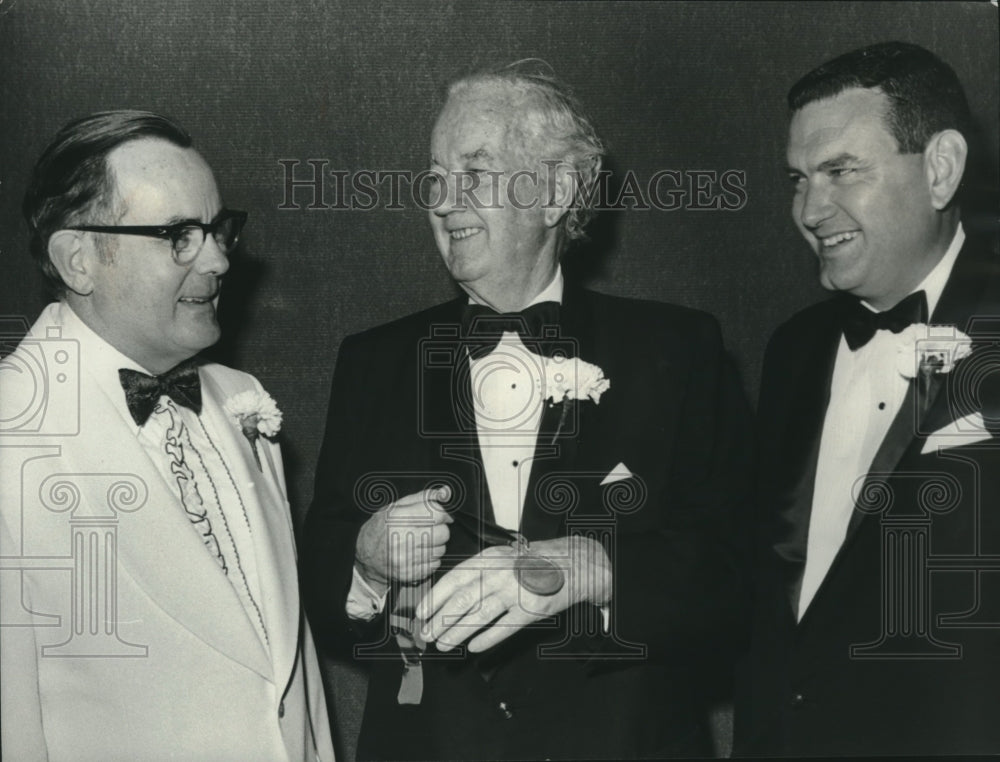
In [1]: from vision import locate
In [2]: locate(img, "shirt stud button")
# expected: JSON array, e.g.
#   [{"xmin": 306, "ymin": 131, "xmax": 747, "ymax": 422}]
[{"xmin": 278, "ymin": 700, "xmax": 285, "ymax": 718}]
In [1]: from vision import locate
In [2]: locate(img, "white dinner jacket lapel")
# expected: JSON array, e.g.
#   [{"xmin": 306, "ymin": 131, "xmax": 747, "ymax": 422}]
[
  {"xmin": 75, "ymin": 360, "xmax": 274, "ymax": 681},
  {"xmin": 199, "ymin": 367, "xmax": 301, "ymax": 694}
]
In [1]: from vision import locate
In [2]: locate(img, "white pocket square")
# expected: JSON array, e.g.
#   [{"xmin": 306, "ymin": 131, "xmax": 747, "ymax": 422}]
[
  {"xmin": 921, "ymin": 412, "xmax": 993, "ymax": 453},
  {"xmin": 600, "ymin": 462, "xmax": 633, "ymax": 486}
]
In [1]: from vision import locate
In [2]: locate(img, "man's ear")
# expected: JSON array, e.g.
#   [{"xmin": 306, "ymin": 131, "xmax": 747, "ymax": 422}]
[
  {"xmin": 924, "ymin": 129, "xmax": 968, "ymax": 210},
  {"xmin": 48, "ymin": 230, "xmax": 96, "ymax": 295},
  {"xmin": 543, "ymin": 161, "xmax": 576, "ymax": 229}
]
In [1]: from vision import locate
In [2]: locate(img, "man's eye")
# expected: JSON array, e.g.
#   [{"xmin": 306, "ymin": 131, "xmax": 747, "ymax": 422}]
[
  {"xmin": 172, "ymin": 227, "xmax": 199, "ymax": 251},
  {"xmin": 830, "ymin": 167, "xmax": 856, "ymax": 178}
]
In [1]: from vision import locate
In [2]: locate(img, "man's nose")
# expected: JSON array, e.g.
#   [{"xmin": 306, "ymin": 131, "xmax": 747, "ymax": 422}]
[
  {"xmin": 432, "ymin": 170, "xmax": 459, "ymax": 217},
  {"xmin": 194, "ymin": 234, "xmax": 231, "ymax": 276},
  {"xmin": 798, "ymin": 181, "xmax": 836, "ymax": 230}
]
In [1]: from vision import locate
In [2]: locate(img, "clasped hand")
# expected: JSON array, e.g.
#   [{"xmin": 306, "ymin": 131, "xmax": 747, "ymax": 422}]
[
  {"xmin": 413, "ymin": 535, "xmax": 612, "ymax": 653},
  {"xmin": 355, "ymin": 486, "xmax": 453, "ymax": 593}
]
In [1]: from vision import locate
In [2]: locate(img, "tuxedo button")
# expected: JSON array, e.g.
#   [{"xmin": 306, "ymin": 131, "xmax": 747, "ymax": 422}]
[
  {"xmin": 790, "ymin": 693, "xmax": 805, "ymax": 709},
  {"xmin": 498, "ymin": 701, "xmax": 514, "ymax": 719},
  {"xmin": 278, "ymin": 700, "xmax": 285, "ymax": 718}
]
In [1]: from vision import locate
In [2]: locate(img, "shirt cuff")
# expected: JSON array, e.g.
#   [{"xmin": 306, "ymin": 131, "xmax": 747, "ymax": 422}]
[
  {"xmin": 599, "ymin": 604, "xmax": 611, "ymax": 634},
  {"xmin": 345, "ymin": 565, "xmax": 389, "ymax": 621}
]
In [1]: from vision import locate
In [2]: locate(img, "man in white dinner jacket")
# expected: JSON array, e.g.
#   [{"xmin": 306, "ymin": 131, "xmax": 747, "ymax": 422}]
[{"xmin": 0, "ymin": 110, "xmax": 334, "ymax": 762}]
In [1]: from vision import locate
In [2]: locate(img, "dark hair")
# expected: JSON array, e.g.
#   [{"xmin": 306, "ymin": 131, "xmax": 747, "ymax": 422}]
[
  {"xmin": 23, "ymin": 110, "xmax": 192, "ymax": 297},
  {"xmin": 447, "ymin": 61, "xmax": 605, "ymax": 247},
  {"xmin": 788, "ymin": 41, "xmax": 972, "ymax": 154}
]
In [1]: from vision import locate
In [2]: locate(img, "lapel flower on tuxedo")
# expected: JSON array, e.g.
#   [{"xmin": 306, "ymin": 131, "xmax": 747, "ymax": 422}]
[
  {"xmin": 894, "ymin": 325, "xmax": 973, "ymax": 419},
  {"xmin": 893, "ymin": 325, "xmax": 973, "ymax": 379},
  {"xmin": 542, "ymin": 356, "xmax": 610, "ymax": 442},
  {"xmin": 224, "ymin": 390, "xmax": 283, "ymax": 471}
]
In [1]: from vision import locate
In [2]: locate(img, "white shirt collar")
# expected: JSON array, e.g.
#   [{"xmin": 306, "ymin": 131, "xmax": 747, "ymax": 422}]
[
  {"xmin": 918, "ymin": 223, "xmax": 964, "ymax": 319},
  {"xmin": 57, "ymin": 301, "xmax": 152, "ymax": 373},
  {"xmin": 862, "ymin": 223, "xmax": 964, "ymax": 318},
  {"xmin": 526, "ymin": 267, "xmax": 564, "ymax": 307},
  {"xmin": 466, "ymin": 266, "xmax": 564, "ymax": 309},
  {"xmin": 53, "ymin": 301, "xmax": 156, "ymax": 432}
]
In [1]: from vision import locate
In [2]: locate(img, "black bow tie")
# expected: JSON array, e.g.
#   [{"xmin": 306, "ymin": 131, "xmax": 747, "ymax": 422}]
[
  {"xmin": 119, "ymin": 360, "xmax": 202, "ymax": 426},
  {"xmin": 461, "ymin": 301, "xmax": 561, "ymax": 358},
  {"xmin": 842, "ymin": 290, "xmax": 928, "ymax": 351}
]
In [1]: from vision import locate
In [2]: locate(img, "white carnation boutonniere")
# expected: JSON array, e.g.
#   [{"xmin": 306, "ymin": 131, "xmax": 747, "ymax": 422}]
[
  {"xmin": 894, "ymin": 324, "xmax": 973, "ymax": 380},
  {"xmin": 542, "ymin": 356, "xmax": 610, "ymax": 442},
  {"xmin": 894, "ymin": 324, "xmax": 973, "ymax": 418},
  {"xmin": 224, "ymin": 390, "xmax": 283, "ymax": 471}
]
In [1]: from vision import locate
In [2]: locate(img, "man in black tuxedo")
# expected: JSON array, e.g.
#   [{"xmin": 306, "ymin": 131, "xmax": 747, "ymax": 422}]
[
  {"xmin": 302, "ymin": 66, "xmax": 752, "ymax": 760},
  {"xmin": 735, "ymin": 42, "xmax": 1000, "ymax": 756}
]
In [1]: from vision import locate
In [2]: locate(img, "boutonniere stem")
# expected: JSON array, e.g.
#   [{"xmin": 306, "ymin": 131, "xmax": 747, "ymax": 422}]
[
  {"xmin": 895, "ymin": 325, "xmax": 973, "ymax": 380},
  {"xmin": 224, "ymin": 390, "xmax": 283, "ymax": 472},
  {"xmin": 893, "ymin": 324, "xmax": 973, "ymax": 419},
  {"xmin": 550, "ymin": 399, "xmax": 573, "ymax": 445},
  {"xmin": 543, "ymin": 356, "xmax": 610, "ymax": 444}
]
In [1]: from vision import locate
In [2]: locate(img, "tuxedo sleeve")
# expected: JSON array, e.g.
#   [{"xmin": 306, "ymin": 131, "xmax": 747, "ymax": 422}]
[
  {"xmin": 300, "ymin": 334, "xmax": 385, "ymax": 652},
  {"xmin": 610, "ymin": 313, "xmax": 753, "ymax": 668}
]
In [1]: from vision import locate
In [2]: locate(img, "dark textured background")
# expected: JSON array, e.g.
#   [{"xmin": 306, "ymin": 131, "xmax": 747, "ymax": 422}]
[{"xmin": 1, "ymin": 2, "xmax": 997, "ymax": 758}]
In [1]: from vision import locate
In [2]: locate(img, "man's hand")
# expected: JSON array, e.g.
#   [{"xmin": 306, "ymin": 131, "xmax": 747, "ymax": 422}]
[
  {"xmin": 355, "ymin": 486, "xmax": 453, "ymax": 592},
  {"xmin": 414, "ymin": 535, "xmax": 612, "ymax": 653}
]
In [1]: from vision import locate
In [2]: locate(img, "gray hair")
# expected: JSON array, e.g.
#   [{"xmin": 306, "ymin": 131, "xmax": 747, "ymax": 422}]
[{"xmin": 447, "ymin": 61, "xmax": 605, "ymax": 247}]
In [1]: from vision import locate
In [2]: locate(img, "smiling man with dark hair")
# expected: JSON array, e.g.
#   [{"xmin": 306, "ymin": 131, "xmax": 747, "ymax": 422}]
[{"xmin": 735, "ymin": 42, "xmax": 1000, "ymax": 757}]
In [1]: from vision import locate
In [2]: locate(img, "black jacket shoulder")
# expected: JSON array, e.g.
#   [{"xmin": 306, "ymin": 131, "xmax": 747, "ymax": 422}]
[
  {"xmin": 343, "ymin": 298, "xmax": 464, "ymax": 347},
  {"xmin": 577, "ymin": 287, "xmax": 718, "ymax": 324},
  {"xmin": 771, "ymin": 296, "xmax": 841, "ymax": 340},
  {"xmin": 570, "ymin": 288, "xmax": 727, "ymax": 352}
]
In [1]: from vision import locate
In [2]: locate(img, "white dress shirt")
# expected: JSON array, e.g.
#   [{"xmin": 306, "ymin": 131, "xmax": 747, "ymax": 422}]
[
  {"xmin": 469, "ymin": 270, "xmax": 563, "ymax": 531},
  {"xmin": 797, "ymin": 224, "xmax": 965, "ymax": 619},
  {"xmin": 346, "ymin": 270, "xmax": 564, "ymax": 619},
  {"xmin": 58, "ymin": 303, "xmax": 270, "ymax": 648}
]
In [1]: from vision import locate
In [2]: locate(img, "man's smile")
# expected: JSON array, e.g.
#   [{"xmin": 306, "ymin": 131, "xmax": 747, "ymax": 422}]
[
  {"xmin": 178, "ymin": 291, "xmax": 218, "ymax": 305},
  {"xmin": 449, "ymin": 227, "xmax": 483, "ymax": 240},
  {"xmin": 817, "ymin": 230, "xmax": 859, "ymax": 250}
]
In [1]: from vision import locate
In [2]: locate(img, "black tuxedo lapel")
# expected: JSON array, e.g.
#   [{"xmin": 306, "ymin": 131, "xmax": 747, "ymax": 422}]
[
  {"xmin": 771, "ymin": 302, "xmax": 842, "ymax": 615},
  {"xmin": 841, "ymin": 380, "xmax": 921, "ymax": 544},
  {"xmin": 795, "ymin": 237, "xmax": 1000, "ymax": 626},
  {"xmin": 929, "ymin": 235, "xmax": 997, "ymax": 330},
  {"xmin": 417, "ymin": 299, "xmax": 497, "ymax": 553},
  {"xmin": 923, "ymin": 236, "xmax": 1000, "ymax": 436},
  {"xmin": 520, "ymin": 286, "xmax": 589, "ymax": 541},
  {"xmin": 842, "ymin": 237, "xmax": 998, "ymax": 541}
]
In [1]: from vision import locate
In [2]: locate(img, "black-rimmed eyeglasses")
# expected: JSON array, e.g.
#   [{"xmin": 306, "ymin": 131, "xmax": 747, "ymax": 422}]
[{"xmin": 67, "ymin": 209, "xmax": 248, "ymax": 265}]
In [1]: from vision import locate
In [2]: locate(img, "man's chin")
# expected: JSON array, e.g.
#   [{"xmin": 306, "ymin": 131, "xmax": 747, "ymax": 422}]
[
  {"xmin": 182, "ymin": 323, "xmax": 223, "ymax": 356},
  {"xmin": 444, "ymin": 257, "xmax": 488, "ymax": 288},
  {"xmin": 817, "ymin": 260, "xmax": 865, "ymax": 296}
]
